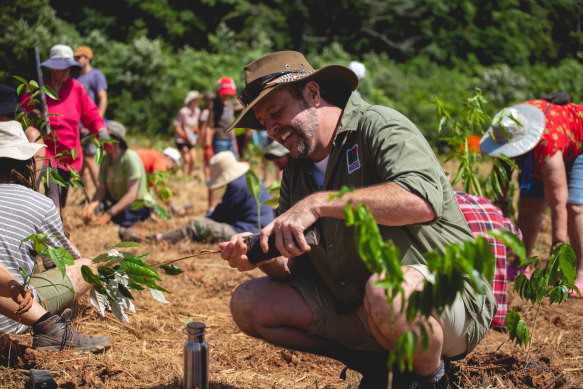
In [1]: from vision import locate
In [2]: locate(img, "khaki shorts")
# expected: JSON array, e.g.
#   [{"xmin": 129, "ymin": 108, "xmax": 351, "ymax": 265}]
[
  {"xmin": 288, "ymin": 264, "xmax": 470, "ymax": 358},
  {"xmin": 30, "ymin": 267, "xmax": 75, "ymax": 314}
]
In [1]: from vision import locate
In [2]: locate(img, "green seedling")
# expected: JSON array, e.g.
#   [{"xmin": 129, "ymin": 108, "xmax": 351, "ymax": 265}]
[
  {"xmin": 335, "ymin": 186, "xmax": 495, "ymax": 372},
  {"xmin": 491, "ymin": 230, "xmax": 580, "ymax": 367},
  {"xmin": 245, "ymin": 169, "xmax": 264, "ymax": 231},
  {"xmin": 84, "ymin": 241, "xmax": 183, "ymax": 322}
]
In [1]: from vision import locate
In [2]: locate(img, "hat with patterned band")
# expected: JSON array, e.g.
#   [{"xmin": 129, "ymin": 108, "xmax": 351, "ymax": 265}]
[{"xmin": 226, "ymin": 51, "xmax": 358, "ymax": 132}]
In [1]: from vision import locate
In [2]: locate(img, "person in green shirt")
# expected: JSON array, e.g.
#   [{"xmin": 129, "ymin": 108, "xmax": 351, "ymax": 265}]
[
  {"xmin": 82, "ymin": 120, "xmax": 153, "ymax": 228},
  {"xmin": 218, "ymin": 51, "xmax": 496, "ymax": 389}
]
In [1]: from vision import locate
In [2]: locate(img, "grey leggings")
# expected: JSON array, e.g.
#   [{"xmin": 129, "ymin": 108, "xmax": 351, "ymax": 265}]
[{"xmin": 159, "ymin": 217, "xmax": 238, "ymax": 243}]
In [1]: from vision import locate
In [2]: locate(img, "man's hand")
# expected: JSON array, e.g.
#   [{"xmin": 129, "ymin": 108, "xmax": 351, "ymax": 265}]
[
  {"xmin": 93, "ymin": 212, "xmax": 112, "ymax": 226},
  {"xmin": 9, "ymin": 280, "xmax": 33, "ymax": 315},
  {"xmin": 260, "ymin": 195, "xmax": 319, "ymax": 258},
  {"xmin": 219, "ymin": 232, "xmax": 256, "ymax": 272},
  {"xmin": 82, "ymin": 202, "xmax": 99, "ymax": 224}
]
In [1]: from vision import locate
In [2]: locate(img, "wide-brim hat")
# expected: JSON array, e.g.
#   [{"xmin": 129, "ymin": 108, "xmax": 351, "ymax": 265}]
[
  {"xmin": 41, "ymin": 45, "xmax": 81, "ymax": 71},
  {"xmin": 480, "ymin": 104, "xmax": 546, "ymax": 158},
  {"xmin": 207, "ymin": 151, "xmax": 249, "ymax": 189},
  {"xmin": 226, "ymin": 51, "xmax": 358, "ymax": 132},
  {"xmin": 106, "ymin": 120, "xmax": 127, "ymax": 144},
  {"xmin": 0, "ymin": 84, "xmax": 25, "ymax": 117},
  {"xmin": 0, "ymin": 121, "xmax": 46, "ymax": 160}
]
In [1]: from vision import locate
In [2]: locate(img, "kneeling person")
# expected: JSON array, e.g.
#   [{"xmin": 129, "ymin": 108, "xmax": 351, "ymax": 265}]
[
  {"xmin": 120, "ymin": 151, "xmax": 274, "ymax": 243},
  {"xmin": 219, "ymin": 52, "xmax": 496, "ymax": 388},
  {"xmin": 0, "ymin": 121, "xmax": 110, "ymax": 352}
]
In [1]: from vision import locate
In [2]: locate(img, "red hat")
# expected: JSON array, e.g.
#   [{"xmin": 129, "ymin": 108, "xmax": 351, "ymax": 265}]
[{"xmin": 217, "ymin": 77, "xmax": 236, "ymax": 96}]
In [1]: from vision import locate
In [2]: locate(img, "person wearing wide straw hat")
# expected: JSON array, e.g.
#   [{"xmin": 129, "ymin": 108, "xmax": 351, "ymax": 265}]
[
  {"xmin": 119, "ymin": 151, "xmax": 274, "ymax": 244},
  {"xmin": 0, "ymin": 121, "xmax": 111, "ymax": 352},
  {"xmin": 82, "ymin": 120, "xmax": 153, "ymax": 229},
  {"xmin": 219, "ymin": 51, "xmax": 495, "ymax": 388},
  {"xmin": 173, "ymin": 90, "xmax": 201, "ymax": 177},
  {"xmin": 20, "ymin": 44, "xmax": 107, "ymax": 211},
  {"xmin": 480, "ymin": 92, "xmax": 583, "ymax": 296}
]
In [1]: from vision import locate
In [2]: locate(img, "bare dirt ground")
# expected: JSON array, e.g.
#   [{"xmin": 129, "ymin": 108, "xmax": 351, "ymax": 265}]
[{"xmin": 1, "ymin": 162, "xmax": 582, "ymax": 389}]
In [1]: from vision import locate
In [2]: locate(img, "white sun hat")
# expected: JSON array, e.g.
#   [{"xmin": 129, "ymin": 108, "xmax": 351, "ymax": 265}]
[
  {"xmin": 0, "ymin": 121, "xmax": 46, "ymax": 160},
  {"xmin": 207, "ymin": 151, "xmax": 249, "ymax": 189},
  {"xmin": 479, "ymin": 104, "xmax": 546, "ymax": 158},
  {"xmin": 162, "ymin": 147, "xmax": 181, "ymax": 167},
  {"xmin": 184, "ymin": 90, "xmax": 200, "ymax": 106}
]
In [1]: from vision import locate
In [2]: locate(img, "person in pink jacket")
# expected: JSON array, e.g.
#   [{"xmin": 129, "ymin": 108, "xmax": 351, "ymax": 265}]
[{"xmin": 21, "ymin": 44, "xmax": 107, "ymax": 210}]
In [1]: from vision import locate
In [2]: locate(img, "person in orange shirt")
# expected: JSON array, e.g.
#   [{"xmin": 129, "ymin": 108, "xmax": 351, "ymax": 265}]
[{"xmin": 134, "ymin": 147, "xmax": 181, "ymax": 174}]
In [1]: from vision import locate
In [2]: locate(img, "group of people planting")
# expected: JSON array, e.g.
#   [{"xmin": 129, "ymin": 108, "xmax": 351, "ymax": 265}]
[{"xmin": 0, "ymin": 47, "xmax": 582, "ymax": 389}]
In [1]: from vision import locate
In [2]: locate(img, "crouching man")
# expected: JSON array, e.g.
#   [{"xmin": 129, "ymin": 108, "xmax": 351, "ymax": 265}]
[{"xmin": 219, "ymin": 52, "xmax": 496, "ymax": 388}]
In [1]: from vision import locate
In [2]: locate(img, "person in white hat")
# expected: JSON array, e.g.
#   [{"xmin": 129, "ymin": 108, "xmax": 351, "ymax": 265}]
[
  {"xmin": 0, "ymin": 121, "xmax": 111, "ymax": 352},
  {"xmin": 20, "ymin": 44, "xmax": 108, "ymax": 211},
  {"xmin": 173, "ymin": 90, "xmax": 201, "ymax": 177},
  {"xmin": 218, "ymin": 51, "xmax": 494, "ymax": 388},
  {"xmin": 480, "ymin": 92, "xmax": 583, "ymax": 296},
  {"xmin": 119, "ymin": 151, "xmax": 274, "ymax": 244},
  {"xmin": 134, "ymin": 147, "xmax": 181, "ymax": 174},
  {"xmin": 263, "ymin": 140, "xmax": 290, "ymax": 181},
  {"xmin": 348, "ymin": 60, "xmax": 366, "ymax": 98}
]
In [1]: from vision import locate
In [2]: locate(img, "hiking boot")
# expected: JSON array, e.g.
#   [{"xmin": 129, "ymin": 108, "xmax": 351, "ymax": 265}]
[
  {"xmin": 118, "ymin": 227, "xmax": 143, "ymax": 243},
  {"xmin": 391, "ymin": 360, "xmax": 450, "ymax": 389},
  {"xmin": 32, "ymin": 309, "xmax": 111, "ymax": 353}
]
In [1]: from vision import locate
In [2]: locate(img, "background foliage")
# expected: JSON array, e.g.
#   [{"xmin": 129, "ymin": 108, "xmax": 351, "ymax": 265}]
[{"xmin": 2, "ymin": 0, "xmax": 582, "ymax": 147}]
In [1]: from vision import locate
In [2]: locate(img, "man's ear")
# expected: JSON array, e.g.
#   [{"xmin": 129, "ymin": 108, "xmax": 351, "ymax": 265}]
[{"xmin": 303, "ymin": 81, "xmax": 321, "ymax": 106}]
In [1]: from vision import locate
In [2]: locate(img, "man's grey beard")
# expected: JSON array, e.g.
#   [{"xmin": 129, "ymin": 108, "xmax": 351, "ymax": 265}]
[{"xmin": 290, "ymin": 109, "xmax": 319, "ymax": 158}]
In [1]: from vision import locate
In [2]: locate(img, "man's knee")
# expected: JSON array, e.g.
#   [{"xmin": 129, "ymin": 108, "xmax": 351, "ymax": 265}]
[
  {"xmin": 364, "ymin": 267, "xmax": 429, "ymax": 346},
  {"xmin": 568, "ymin": 202, "xmax": 583, "ymax": 217},
  {"xmin": 230, "ymin": 279, "xmax": 262, "ymax": 337}
]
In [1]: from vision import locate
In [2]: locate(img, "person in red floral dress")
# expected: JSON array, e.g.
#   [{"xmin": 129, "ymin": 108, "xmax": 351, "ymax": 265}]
[{"xmin": 480, "ymin": 92, "xmax": 583, "ymax": 296}]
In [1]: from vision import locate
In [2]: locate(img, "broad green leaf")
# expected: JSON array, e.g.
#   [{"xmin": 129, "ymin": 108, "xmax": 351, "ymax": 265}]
[
  {"xmin": 95, "ymin": 147, "xmax": 103, "ymax": 165},
  {"xmin": 549, "ymin": 285, "xmax": 570, "ymax": 304},
  {"xmin": 149, "ymin": 288, "xmax": 169, "ymax": 303},
  {"xmin": 245, "ymin": 170, "xmax": 262, "ymax": 204},
  {"xmin": 262, "ymin": 198, "xmax": 279, "ymax": 206},
  {"xmin": 127, "ymin": 282, "xmax": 145, "ymax": 291},
  {"xmin": 159, "ymin": 264, "xmax": 184, "ymax": 275},
  {"xmin": 42, "ymin": 85, "xmax": 58, "ymax": 100},
  {"xmin": 122, "ymin": 256, "xmax": 147, "ymax": 266},
  {"xmin": 81, "ymin": 265, "xmax": 111, "ymax": 298},
  {"xmin": 49, "ymin": 169, "xmax": 68, "ymax": 187},
  {"xmin": 124, "ymin": 265, "xmax": 161, "ymax": 282},
  {"xmin": 117, "ymin": 283, "xmax": 135, "ymax": 300},
  {"xmin": 505, "ymin": 309, "xmax": 530, "ymax": 347},
  {"xmin": 154, "ymin": 204, "xmax": 169, "ymax": 219},
  {"xmin": 89, "ymin": 288, "xmax": 108, "ymax": 317},
  {"xmin": 45, "ymin": 246, "xmax": 75, "ymax": 278}
]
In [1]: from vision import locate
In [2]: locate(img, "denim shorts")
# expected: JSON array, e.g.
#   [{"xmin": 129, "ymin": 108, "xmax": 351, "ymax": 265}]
[
  {"xmin": 212, "ymin": 140, "xmax": 238, "ymax": 157},
  {"xmin": 520, "ymin": 153, "xmax": 583, "ymax": 204}
]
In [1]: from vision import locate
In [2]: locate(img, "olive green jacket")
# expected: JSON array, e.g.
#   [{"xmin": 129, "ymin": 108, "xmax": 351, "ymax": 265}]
[{"xmin": 278, "ymin": 93, "xmax": 496, "ymax": 353}]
